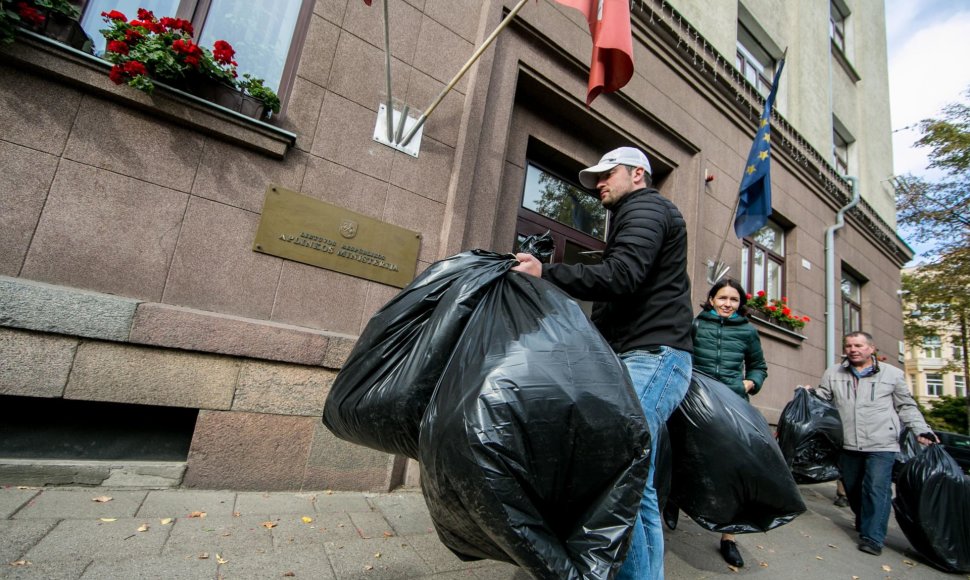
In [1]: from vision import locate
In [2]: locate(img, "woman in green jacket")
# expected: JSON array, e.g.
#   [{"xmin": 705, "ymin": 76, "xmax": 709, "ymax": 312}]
[{"xmin": 691, "ymin": 278, "xmax": 768, "ymax": 568}]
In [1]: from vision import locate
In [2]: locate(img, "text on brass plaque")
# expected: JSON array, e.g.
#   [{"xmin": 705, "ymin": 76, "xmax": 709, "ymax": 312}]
[{"xmin": 253, "ymin": 186, "xmax": 420, "ymax": 288}]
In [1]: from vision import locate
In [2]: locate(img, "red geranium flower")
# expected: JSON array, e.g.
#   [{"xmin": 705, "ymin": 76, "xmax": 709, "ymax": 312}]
[
  {"xmin": 124, "ymin": 61, "xmax": 148, "ymax": 76},
  {"xmin": 108, "ymin": 64, "xmax": 126, "ymax": 84},
  {"xmin": 212, "ymin": 39, "xmax": 235, "ymax": 65},
  {"xmin": 16, "ymin": 3, "xmax": 46, "ymax": 27},
  {"xmin": 803, "ymin": 316, "xmax": 811, "ymax": 322},
  {"xmin": 746, "ymin": 293, "xmax": 753, "ymax": 300},
  {"xmin": 137, "ymin": 8, "xmax": 155, "ymax": 20},
  {"xmin": 782, "ymin": 307, "xmax": 791, "ymax": 316},
  {"xmin": 101, "ymin": 10, "xmax": 127, "ymax": 21},
  {"xmin": 106, "ymin": 40, "xmax": 129, "ymax": 55},
  {"xmin": 757, "ymin": 290, "xmax": 766, "ymax": 297},
  {"xmin": 768, "ymin": 305, "xmax": 777, "ymax": 312}
]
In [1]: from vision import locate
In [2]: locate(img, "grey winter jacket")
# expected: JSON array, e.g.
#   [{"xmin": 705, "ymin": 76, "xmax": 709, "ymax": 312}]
[{"xmin": 815, "ymin": 359, "xmax": 930, "ymax": 453}]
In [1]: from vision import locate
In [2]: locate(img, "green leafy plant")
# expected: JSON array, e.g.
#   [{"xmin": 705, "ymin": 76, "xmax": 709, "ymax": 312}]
[
  {"xmin": 746, "ymin": 291, "xmax": 809, "ymax": 329},
  {"xmin": 237, "ymin": 73, "xmax": 280, "ymax": 116},
  {"xmin": 100, "ymin": 8, "xmax": 237, "ymax": 94},
  {"xmin": 1, "ymin": 0, "xmax": 80, "ymax": 44}
]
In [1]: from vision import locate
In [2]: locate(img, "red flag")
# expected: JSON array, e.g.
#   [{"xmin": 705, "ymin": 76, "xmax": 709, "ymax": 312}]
[
  {"xmin": 363, "ymin": 0, "xmax": 372, "ymax": 5},
  {"xmin": 553, "ymin": 0, "xmax": 634, "ymax": 105}
]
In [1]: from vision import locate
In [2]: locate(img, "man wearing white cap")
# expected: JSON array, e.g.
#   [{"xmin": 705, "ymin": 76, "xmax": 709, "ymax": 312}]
[{"xmin": 513, "ymin": 146, "xmax": 693, "ymax": 579}]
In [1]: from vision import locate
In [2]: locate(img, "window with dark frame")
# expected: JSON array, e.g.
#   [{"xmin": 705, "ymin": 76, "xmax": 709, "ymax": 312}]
[
  {"xmin": 830, "ymin": 1, "xmax": 847, "ymax": 53},
  {"xmin": 833, "ymin": 127, "xmax": 850, "ymax": 175},
  {"xmin": 78, "ymin": 0, "xmax": 312, "ymax": 113},
  {"xmin": 840, "ymin": 271, "xmax": 862, "ymax": 333},
  {"xmin": 925, "ymin": 373, "xmax": 943, "ymax": 397},
  {"xmin": 955, "ymin": 375, "xmax": 966, "ymax": 398},
  {"xmin": 740, "ymin": 220, "xmax": 785, "ymax": 301}
]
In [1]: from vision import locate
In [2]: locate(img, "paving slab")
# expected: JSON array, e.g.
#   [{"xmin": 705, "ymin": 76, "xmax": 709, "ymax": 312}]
[
  {"xmin": 136, "ymin": 489, "xmax": 236, "ymax": 519},
  {"xmin": 0, "ymin": 519, "xmax": 58, "ymax": 564},
  {"xmin": 323, "ymin": 536, "xmax": 435, "ymax": 579},
  {"xmin": 11, "ymin": 489, "xmax": 147, "ymax": 520},
  {"xmin": 348, "ymin": 510, "xmax": 397, "ymax": 540},
  {"xmin": 3, "ymin": 558, "xmax": 91, "ymax": 580},
  {"xmin": 233, "ymin": 491, "xmax": 318, "ymax": 517},
  {"xmin": 160, "ymin": 515, "xmax": 274, "ymax": 560},
  {"xmin": 22, "ymin": 518, "xmax": 169, "ymax": 562},
  {"xmin": 79, "ymin": 554, "xmax": 218, "ymax": 579},
  {"xmin": 0, "ymin": 487, "xmax": 40, "ymax": 518},
  {"xmin": 213, "ymin": 545, "xmax": 337, "ymax": 579},
  {"xmin": 314, "ymin": 491, "xmax": 373, "ymax": 513},
  {"xmin": 369, "ymin": 491, "xmax": 436, "ymax": 536}
]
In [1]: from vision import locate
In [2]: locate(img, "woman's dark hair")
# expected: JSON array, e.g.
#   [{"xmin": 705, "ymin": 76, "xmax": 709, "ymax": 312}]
[{"xmin": 701, "ymin": 278, "xmax": 748, "ymax": 316}]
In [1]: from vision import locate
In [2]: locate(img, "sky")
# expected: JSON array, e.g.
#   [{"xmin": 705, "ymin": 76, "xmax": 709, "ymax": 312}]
[{"xmin": 885, "ymin": 0, "xmax": 970, "ymax": 178}]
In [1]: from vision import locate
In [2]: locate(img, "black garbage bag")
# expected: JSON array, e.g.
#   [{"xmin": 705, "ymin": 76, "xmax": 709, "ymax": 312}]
[
  {"xmin": 667, "ymin": 372, "xmax": 806, "ymax": 534},
  {"xmin": 419, "ymin": 272, "xmax": 650, "ymax": 580},
  {"xmin": 776, "ymin": 387, "xmax": 844, "ymax": 483},
  {"xmin": 893, "ymin": 444, "xmax": 970, "ymax": 573},
  {"xmin": 322, "ymin": 250, "xmax": 513, "ymax": 459},
  {"xmin": 892, "ymin": 426, "xmax": 923, "ymax": 482}
]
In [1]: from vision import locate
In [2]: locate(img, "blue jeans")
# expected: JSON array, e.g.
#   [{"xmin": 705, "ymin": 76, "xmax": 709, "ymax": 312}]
[
  {"xmin": 839, "ymin": 450, "xmax": 895, "ymax": 547},
  {"xmin": 616, "ymin": 347, "xmax": 692, "ymax": 580}
]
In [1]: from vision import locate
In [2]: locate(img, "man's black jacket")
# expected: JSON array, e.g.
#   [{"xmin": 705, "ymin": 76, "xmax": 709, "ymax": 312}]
[{"xmin": 542, "ymin": 187, "xmax": 693, "ymax": 354}]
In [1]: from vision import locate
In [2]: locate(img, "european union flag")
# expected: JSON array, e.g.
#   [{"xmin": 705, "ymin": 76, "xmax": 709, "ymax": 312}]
[{"xmin": 734, "ymin": 57, "xmax": 786, "ymax": 239}]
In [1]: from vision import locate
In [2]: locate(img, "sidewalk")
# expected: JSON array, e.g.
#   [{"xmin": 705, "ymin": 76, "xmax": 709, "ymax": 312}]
[{"xmin": 0, "ymin": 480, "xmax": 955, "ymax": 579}]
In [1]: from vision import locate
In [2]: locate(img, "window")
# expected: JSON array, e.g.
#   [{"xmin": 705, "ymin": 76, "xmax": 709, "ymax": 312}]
[
  {"xmin": 832, "ymin": 117, "xmax": 854, "ymax": 175},
  {"xmin": 923, "ymin": 336, "xmax": 943, "ymax": 359},
  {"xmin": 736, "ymin": 24, "xmax": 776, "ymax": 97},
  {"xmin": 926, "ymin": 373, "xmax": 943, "ymax": 397},
  {"xmin": 841, "ymin": 271, "xmax": 862, "ymax": 334},
  {"xmin": 79, "ymin": 0, "xmax": 310, "ymax": 98},
  {"xmin": 741, "ymin": 220, "xmax": 784, "ymax": 301},
  {"xmin": 830, "ymin": 1, "xmax": 848, "ymax": 53},
  {"xmin": 953, "ymin": 345, "xmax": 964, "ymax": 360},
  {"xmin": 955, "ymin": 375, "xmax": 966, "ymax": 398},
  {"xmin": 520, "ymin": 162, "xmax": 606, "ymax": 241}
]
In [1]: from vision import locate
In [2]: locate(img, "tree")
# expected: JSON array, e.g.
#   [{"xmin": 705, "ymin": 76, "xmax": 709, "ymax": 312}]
[{"xmin": 897, "ymin": 86, "xmax": 970, "ymax": 431}]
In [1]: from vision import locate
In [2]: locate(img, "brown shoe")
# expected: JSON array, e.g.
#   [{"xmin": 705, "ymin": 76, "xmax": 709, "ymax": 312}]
[{"xmin": 834, "ymin": 495, "xmax": 849, "ymax": 507}]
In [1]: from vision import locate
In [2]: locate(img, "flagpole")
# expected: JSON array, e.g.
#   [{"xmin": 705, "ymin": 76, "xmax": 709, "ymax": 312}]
[
  {"xmin": 400, "ymin": 0, "xmax": 531, "ymax": 146},
  {"xmin": 382, "ymin": 0, "xmax": 394, "ymax": 140},
  {"xmin": 707, "ymin": 192, "xmax": 743, "ymax": 283}
]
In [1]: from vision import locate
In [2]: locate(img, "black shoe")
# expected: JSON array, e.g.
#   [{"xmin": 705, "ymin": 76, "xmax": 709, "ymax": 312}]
[
  {"xmin": 663, "ymin": 502, "xmax": 679, "ymax": 530},
  {"xmin": 720, "ymin": 540, "xmax": 744, "ymax": 567},
  {"xmin": 858, "ymin": 540, "xmax": 882, "ymax": 556},
  {"xmin": 834, "ymin": 495, "xmax": 849, "ymax": 507}
]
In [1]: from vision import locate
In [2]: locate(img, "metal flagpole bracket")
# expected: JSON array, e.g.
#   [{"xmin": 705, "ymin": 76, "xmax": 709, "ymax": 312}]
[{"xmin": 373, "ymin": 102, "xmax": 423, "ymax": 157}]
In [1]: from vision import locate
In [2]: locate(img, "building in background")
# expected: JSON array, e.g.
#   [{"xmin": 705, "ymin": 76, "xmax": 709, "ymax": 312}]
[{"xmin": 0, "ymin": 0, "xmax": 911, "ymax": 491}]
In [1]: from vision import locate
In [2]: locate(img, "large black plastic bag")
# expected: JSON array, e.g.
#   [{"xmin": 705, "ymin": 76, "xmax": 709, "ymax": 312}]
[
  {"xmin": 323, "ymin": 250, "xmax": 513, "ymax": 459},
  {"xmin": 419, "ymin": 272, "xmax": 650, "ymax": 579},
  {"xmin": 667, "ymin": 372, "xmax": 806, "ymax": 533},
  {"xmin": 892, "ymin": 426, "xmax": 923, "ymax": 482},
  {"xmin": 776, "ymin": 387, "xmax": 844, "ymax": 483},
  {"xmin": 893, "ymin": 444, "xmax": 970, "ymax": 573}
]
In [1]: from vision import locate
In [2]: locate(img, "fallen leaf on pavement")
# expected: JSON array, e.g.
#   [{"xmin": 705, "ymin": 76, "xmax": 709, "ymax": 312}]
[
  {"xmin": 851, "ymin": 576, "xmax": 859, "ymax": 579},
  {"xmin": 99, "ymin": 518, "xmax": 117, "ymax": 523},
  {"xmin": 882, "ymin": 565, "xmax": 892, "ymax": 572},
  {"xmin": 137, "ymin": 524, "xmax": 149, "ymax": 532},
  {"xmin": 903, "ymin": 559, "xmax": 915, "ymax": 566},
  {"xmin": 199, "ymin": 553, "xmax": 209, "ymax": 559},
  {"xmin": 759, "ymin": 562, "xmax": 768, "ymax": 568},
  {"xmin": 756, "ymin": 545, "xmax": 764, "ymax": 550},
  {"xmin": 364, "ymin": 565, "xmax": 374, "ymax": 571},
  {"xmin": 283, "ymin": 573, "xmax": 295, "ymax": 577},
  {"xmin": 10, "ymin": 560, "xmax": 31, "ymax": 567},
  {"xmin": 301, "ymin": 516, "xmax": 313, "ymax": 524},
  {"xmin": 827, "ymin": 544, "xmax": 838, "ymax": 549},
  {"xmin": 160, "ymin": 518, "xmax": 173, "ymax": 525},
  {"xmin": 216, "ymin": 554, "xmax": 227, "ymax": 564},
  {"xmin": 816, "ymin": 556, "xmax": 824, "ymax": 560},
  {"xmin": 187, "ymin": 511, "xmax": 206, "ymax": 518},
  {"xmin": 383, "ymin": 531, "xmax": 394, "ymax": 538},
  {"xmin": 374, "ymin": 552, "xmax": 381, "ymax": 558},
  {"xmin": 233, "ymin": 511, "xmax": 241, "ymax": 517},
  {"xmin": 262, "ymin": 521, "xmax": 278, "ymax": 529},
  {"xmin": 727, "ymin": 564, "xmax": 738, "ymax": 572},
  {"xmin": 16, "ymin": 486, "xmax": 30, "ymax": 490},
  {"xmin": 92, "ymin": 496, "xmax": 113, "ymax": 503}
]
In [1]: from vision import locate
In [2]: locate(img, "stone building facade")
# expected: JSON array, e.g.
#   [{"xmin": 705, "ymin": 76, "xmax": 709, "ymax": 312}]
[{"xmin": 0, "ymin": 0, "xmax": 911, "ymax": 491}]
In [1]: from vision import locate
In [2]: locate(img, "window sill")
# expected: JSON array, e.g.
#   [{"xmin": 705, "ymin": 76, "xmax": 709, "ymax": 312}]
[
  {"xmin": 1, "ymin": 29, "xmax": 296, "ymax": 159},
  {"xmin": 747, "ymin": 312, "xmax": 807, "ymax": 346}
]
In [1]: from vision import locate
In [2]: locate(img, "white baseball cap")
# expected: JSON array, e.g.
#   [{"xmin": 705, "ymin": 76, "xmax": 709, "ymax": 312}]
[{"xmin": 578, "ymin": 147, "xmax": 652, "ymax": 189}]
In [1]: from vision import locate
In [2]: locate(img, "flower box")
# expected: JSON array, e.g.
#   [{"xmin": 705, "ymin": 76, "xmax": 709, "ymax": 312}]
[
  {"xmin": 39, "ymin": 11, "xmax": 91, "ymax": 52},
  {"xmin": 192, "ymin": 79, "xmax": 267, "ymax": 120}
]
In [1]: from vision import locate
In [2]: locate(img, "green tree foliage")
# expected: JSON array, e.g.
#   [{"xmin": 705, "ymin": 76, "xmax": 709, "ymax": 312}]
[
  {"xmin": 898, "ymin": 86, "xmax": 970, "ymax": 431},
  {"xmin": 918, "ymin": 396, "xmax": 969, "ymax": 435}
]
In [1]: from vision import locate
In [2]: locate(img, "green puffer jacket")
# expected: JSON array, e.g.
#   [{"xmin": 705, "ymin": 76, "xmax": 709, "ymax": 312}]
[{"xmin": 691, "ymin": 310, "xmax": 768, "ymax": 400}]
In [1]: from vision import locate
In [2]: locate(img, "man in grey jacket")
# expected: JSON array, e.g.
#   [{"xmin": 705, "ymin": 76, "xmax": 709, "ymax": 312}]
[{"xmin": 815, "ymin": 331, "xmax": 937, "ymax": 556}]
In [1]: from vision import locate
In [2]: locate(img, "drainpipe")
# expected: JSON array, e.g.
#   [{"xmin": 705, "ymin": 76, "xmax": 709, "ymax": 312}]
[{"xmin": 825, "ymin": 176, "xmax": 860, "ymax": 367}]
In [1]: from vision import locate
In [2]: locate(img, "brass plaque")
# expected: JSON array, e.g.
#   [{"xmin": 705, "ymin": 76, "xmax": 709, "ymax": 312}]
[{"xmin": 253, "ymin": 186, "xmax": 421, "ymax": 288}]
